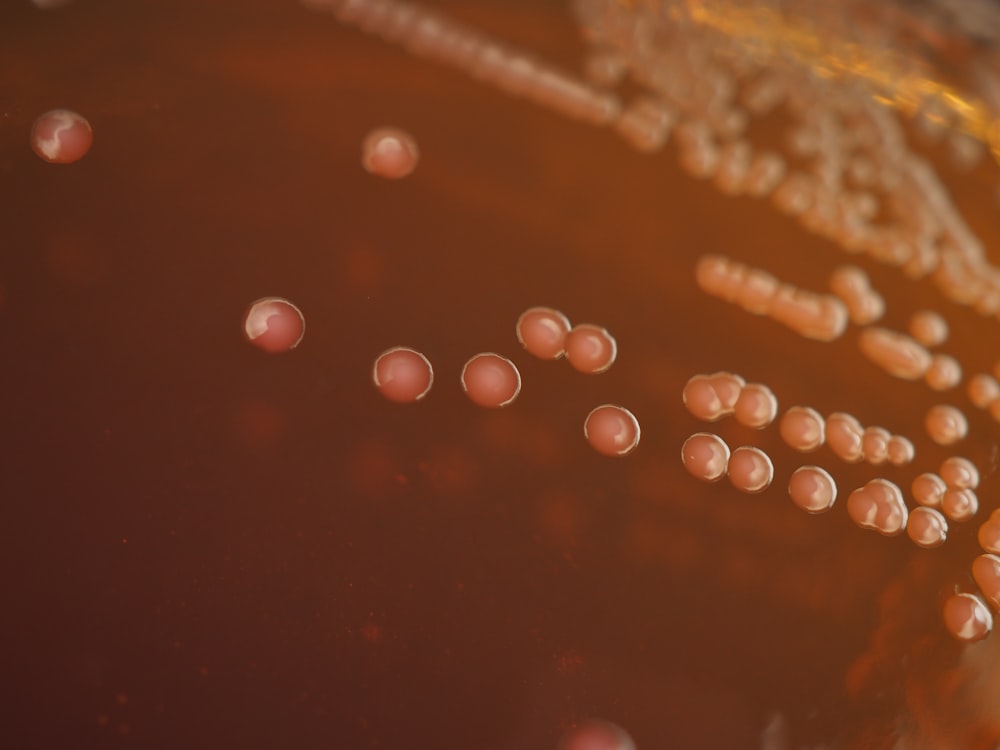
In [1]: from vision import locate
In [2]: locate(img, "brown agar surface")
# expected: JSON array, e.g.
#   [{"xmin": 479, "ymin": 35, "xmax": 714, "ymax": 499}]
[{"xmin": 6, "ymin": 0, "xmax": 1000, "ymax": 748}]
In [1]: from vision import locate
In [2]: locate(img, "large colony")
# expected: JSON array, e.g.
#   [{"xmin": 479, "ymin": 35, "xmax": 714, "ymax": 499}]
[
  {"xmin": 29, "ymin": 108, "xmax": 93, "ymax": 164},
  {"xmin": 372, "ymin": 346, "xmax": 435, "ymax": 403},
  {"xmin": 558, "ymin": 719, "xmax": 636, "ymax": 750},
  {"xmin": 242, "ymin": 297, "xmax": 306, "ymax": 354},
  {"xmin": 360, "ymin": 126, "xmax": 421, "ymax": 179}
]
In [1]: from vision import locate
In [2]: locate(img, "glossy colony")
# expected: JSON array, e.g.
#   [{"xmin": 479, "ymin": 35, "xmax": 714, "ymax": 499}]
[
  {"xmin": 925, "ymin": 404, "xmax": 969, "ymax": 446},
  {"xmin": 778, "ymin": 406, "xmax": 825, "ymax": 452},
  {"xmin": 460, "ymin": 353, "xmax": 521, "ymax": 408},
  {"xmin": 584, "ymin": 405, "xmax": 641, "ymax": 457},
  {"xmin": 30, "ymin": 108, "xmax": 93, "ymax": 164},
  {"xmin": 787, "ymin": 465, "xmax": 837, "ymax": 513},
  {"xmin": 360, "ymin": 126, "xmax": 420, "ymax": 179},
  {"xmin": 942, "ymin": 593, "xmax": 993, "ymax": 643},
  {"xmin": 732, "ymin": 382, "xmax": 778, "ymax": 429},
  {"xmin": 373, "ymin": 346, "xmax": 434, "ymax": 403},
  {"xmin": 905, "ymin": 506, "xmax": 948, "ymax": 548},
  {"xmin": 909, "ymin": 310, "xmax": 949, "ymax": 347},
  {"xmin": 299, "ymin": 0, "xmax": 1000, "ymax": 740},
  {"xmin": 681, "ymin": 432, "xmax": 730, "ymax": 482},
  {"xmin": 242, "ymin": 297, "xmax": 305, "ymax": 353},
  {"xmin": 727, "ymin": 446, "xmax": 774, "ymax": 494},
  {"xmin": 516, "ymin": 306, "xmax": 572, "ymax": 360}
]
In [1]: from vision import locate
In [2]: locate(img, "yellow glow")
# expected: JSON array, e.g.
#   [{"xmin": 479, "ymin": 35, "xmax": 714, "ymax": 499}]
[{"xmin": 683, "ymin": 0, "xmax": 1000, "ymax": 163}]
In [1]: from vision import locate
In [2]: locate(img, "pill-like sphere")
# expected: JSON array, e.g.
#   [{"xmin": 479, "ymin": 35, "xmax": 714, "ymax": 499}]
[
  {"xmin": 825, "ymin": 412, "xmax": 864, "ymax": 463},
  {"xmin": 967, "ymin": 373, "xmax": 1000, "ymax": 408},
  {"xmin": 565, "ymin": 324, "xmax": 618, "ymax": 374},
  {"xmin": 911, "ymin": 473, "xmax": 946, "ymax": 508},
  {"xmin": 584, "ymin": 405, "xmax": 641, "ymax": 457},
  {"xmin": 30, "ymin": 108, "xmax": 93, "ymax": 164},
  {"xmin": 941, "ymin": 488, "xmax": 979, "ymax": 522},
  {"xmin": 361, "ymin": 126, "xmax": 420, "ymax": 179},
  {"xmin": 727, "ymin": 446, "xmax": 774, "ymax": 494},
  {"xmin": 243, "ymin": 297, "xmax": 305, "ymax": 353},
  {"xmin": 515, "ymin": 306, "xmax": 572, "ymax": 360},
  {"xmin": 924, "ymin": 353, "xmax": 962, "ymax": 391},
  {"xmin": 909, "ymin": 309, "xmax": 949, "ymax": 347},
  {"xmin": 681, "ymin": 432, "xmax": 731, "ymax": 482},
  {"xmin": 886, "ymin": 435, "xmax": 915, "ymax": 466},
  {"xmin": 373, "ymin": 347, "xmax": 434, "ymax": 404},
  {"xmin": 461, "ymin": 353, "xmax": 521, "ymax": 408},
  {"xmin": 925, "ymin": 405, "xmax": 968, "ymax": 446},
  {"xmin": 906, "ymin": 507, "xmax": 948, "ymax": 549},
  {"xmin": 779, "ymin": 406, "xmax": 825, "ymax": 452},
  {"xmin": 787, "ymin": 465, "xmax": 837, "ymax": 513},
  {"xmin": 939, "ymin": 456, "xmax": 979, "ymax": 489},
  {"xmin": 942, "ymin": 593, "xmax": 993, "ymax": 643},
  {"xmin": 733, "ymin": 382, "xmax": 778, "ymax": 429}
]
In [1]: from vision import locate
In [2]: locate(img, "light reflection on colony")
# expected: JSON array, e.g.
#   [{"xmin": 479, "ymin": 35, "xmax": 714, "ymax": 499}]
[
  {"xmin": 361, "ymin": 126, "xmax": 420, "ymax": 179},
  {"xmin": 373, "ymin": 346, "xmax": 434, "ymax": 403},
  {"xmin": 30, "ymin": 108, "xmax": 93, "ymax": 164},
  {"xmin": 584, "ymin": 405, "xmax": 641, "ymax": 458},
  {"xmin": 460, "ymin": 353, "xmax": 521, "ymax": 409},
  {"xmin": 242, "ymin": 297, "xmax": 306, "ymax": 354},
  {"xmin": 681, "ymin": 432, "xmax": 730, "ymax": 483},
  {"xmin": 564, "ymin": 324, "xmax": 618, "ymax": 375},
  {"xmin": 787, "ymin": 465, "xmax": 837, "ymax": 514},
  {"xmin": 516, "ymin": 306, "xmax": 572, "ymax": 360}
]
